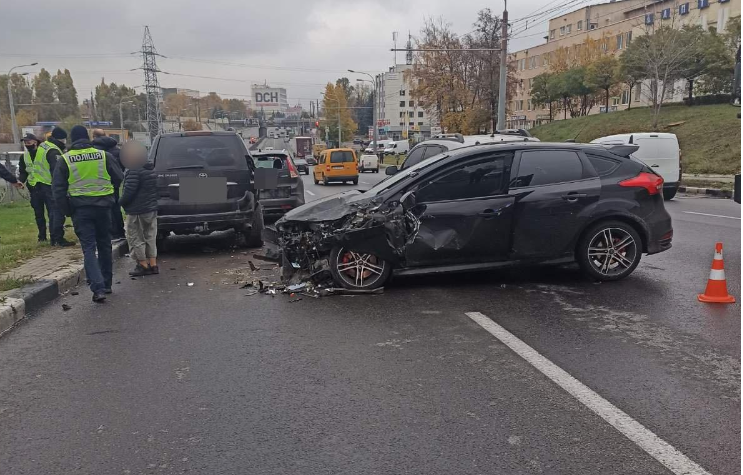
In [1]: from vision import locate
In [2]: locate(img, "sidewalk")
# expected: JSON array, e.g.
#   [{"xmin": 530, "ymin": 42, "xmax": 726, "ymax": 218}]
[{"xmin": 0, "ymin": 240, "xmax": 128, "ymax": 336}]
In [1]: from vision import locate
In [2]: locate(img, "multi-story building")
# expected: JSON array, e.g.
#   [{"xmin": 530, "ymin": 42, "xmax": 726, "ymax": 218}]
[
  {"xmin": 251, "ymin": 84, "xmax": 289, "ymax": 114},
  {"xmin": 378, "ymin": 64, "xmax": 439, "ymax": 141},
  {"xmin": 161, "ymin": 87, "xmax": 200, "ymax": 99},
  {"xmin": 508, "ymin": 0, "xmax": 740, "ymax": 129}
]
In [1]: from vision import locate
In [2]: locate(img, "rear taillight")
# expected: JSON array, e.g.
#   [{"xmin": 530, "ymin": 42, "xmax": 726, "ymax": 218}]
[
  {"xmin": 285, "ymin": 158, "xmax": 299, "ymax": 178},
  {"xmin": 619, "ymin": 172, "xmax": 664, "ymax": 195}
]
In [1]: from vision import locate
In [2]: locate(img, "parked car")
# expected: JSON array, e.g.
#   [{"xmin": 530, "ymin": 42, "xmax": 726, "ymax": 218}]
[
  {"xmin": 353, "ymin": 138, "xmax": 363, "ymax": 145},
  {"xmin": 590, "ymin": 133, "xmax": 681, "ymax": 200},
  {"xmin": 306, "ymin": 155, "xmax": 317, "ymax": 165},
  {"xmin": 277, "ymin": 142, "xmax": 673, "ymax": 290},
  {"xmin": 358, "ymin": 153, "xmax": 380, "ymax": 173},
  {"xmin": 313, "ymin": 148, "xmax": 359, "ymax": 185},
  {"xmin": 251, "ymin": 149, "xmax": 306, "ymax": 217},
  {"xmin": 393, "ymin": 133, "xmax": 540, "ymax": 172},
  {"xmin": 364, "ymin": 140, "xmax": 392, "ymax": 154},
  {"xmin": 383, "ymin": 140, "xmax": 410, "ymax": 155},
  {"xmin": 293, "ymin": 157, "xmax": 310, "ymax": 175},
  {"xmin": 151, "ymin": 131, "xmax": 263, "ymax": 246}
]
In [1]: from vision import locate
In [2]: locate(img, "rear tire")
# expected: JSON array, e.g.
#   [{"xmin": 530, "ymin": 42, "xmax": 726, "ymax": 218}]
[
  {"xmin": 329, "ymin": 246, "xmax": 391, "ymax": 290},
  {"xmin": 352, "ymin": 178, "xmax": 359, "ymax": 185},
  {"xmin": 663, "ymin": 186, "xmax": 678, "ymax": 200},
  {"xmin": 313, "ymin": 175, "xmax": 319, "ymax": 185},
  {"xmin": 242, "ymin": 204, "xmax": 264, "ymax": 248},
  {"xmin": 323, "ymin": 175, "xmax": 329, "ymax": 186},
  {"xmin": 576, "ymin": 220, "xmax": 642, "ymax": 281}
]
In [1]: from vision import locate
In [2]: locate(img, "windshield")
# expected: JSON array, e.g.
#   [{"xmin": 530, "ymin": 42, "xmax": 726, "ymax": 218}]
[
  {"xmin": 155, "ymin": 135, "xmax": 246, "ymax": 170},
  {"xmin": 330, "ymin": 151, "xmax": 355, "ymax": 163},
  {"xmin": 364, "ymin": 152, "xmax": 450, "ymax": 196},
  {"xmin": 253, "ymin": 154, "xmax": 288, "ymax": 169}
]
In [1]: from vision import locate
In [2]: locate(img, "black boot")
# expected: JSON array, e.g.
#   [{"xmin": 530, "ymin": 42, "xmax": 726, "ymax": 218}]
[
  {"xmin": 51, "ymin": 239, "xmax": 76, "ymax": 247},
  {"xmin": 92, "ymin": 291, "xmax": 106, "ymax": 303},
  {"xmin": 129, "ymin": 264, "xmax": 149, "ymax": 277},
  {"xmin": 147, "ymin": 265, "xmax": 160, "ymax": 275}
]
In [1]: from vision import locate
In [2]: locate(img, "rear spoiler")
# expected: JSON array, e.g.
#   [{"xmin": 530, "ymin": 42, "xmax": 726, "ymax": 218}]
[{"xmin": 606, "ymin": 144, "xmax": 639, "ymax": 157}]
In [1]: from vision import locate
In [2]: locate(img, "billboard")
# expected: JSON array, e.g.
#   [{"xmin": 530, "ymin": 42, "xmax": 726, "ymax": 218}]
[{"xmin": 253, "ymin": 87, "xmax": 282, "ymax": 107}]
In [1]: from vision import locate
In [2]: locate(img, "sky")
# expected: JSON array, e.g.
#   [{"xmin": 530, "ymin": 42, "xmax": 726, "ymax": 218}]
[{"xmin": 0, "ymin": 0, "xmax": 589, "ymax": 109}]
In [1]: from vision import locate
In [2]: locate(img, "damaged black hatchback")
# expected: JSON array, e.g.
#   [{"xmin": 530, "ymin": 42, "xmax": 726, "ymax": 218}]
[{"xmin": 276, "ymin": 143, "xmax": 673, "ymax": 290}]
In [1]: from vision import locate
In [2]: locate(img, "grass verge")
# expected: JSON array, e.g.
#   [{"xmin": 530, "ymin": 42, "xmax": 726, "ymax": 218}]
[
  {"xmin": 529, "ymin": 103, "xmax": 741, "ymax": 175},
  {"xmin": 0, "ymin": 276, "xmax": 35, "ymax": 292}
]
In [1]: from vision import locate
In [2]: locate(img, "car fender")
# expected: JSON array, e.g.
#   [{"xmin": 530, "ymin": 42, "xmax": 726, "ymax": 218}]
[{"xmin": 573, "ymin": 205, "xmax": 650, "ymax": 253}]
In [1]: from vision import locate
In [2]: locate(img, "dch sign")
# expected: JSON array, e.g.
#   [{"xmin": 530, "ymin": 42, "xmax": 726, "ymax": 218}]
[{"xmin": 255, "ymin": 92, "xmax": 279, "ymax": 104}]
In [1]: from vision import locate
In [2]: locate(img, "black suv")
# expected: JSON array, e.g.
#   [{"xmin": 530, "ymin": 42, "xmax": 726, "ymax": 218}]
[
  {"xmin": 151, "ymin": 131, "xmax": 263, "ymax": 246},
  {"xmin": 277, "ymin": 142, "xmax": 673, "ymax": 289}
]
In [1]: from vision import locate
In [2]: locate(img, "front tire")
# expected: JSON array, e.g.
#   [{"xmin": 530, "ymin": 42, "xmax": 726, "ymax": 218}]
[
  {"xmin": 329, "ymin": 246, "xmax": 391, "ymax": 290},
  {"xmin": 352, "ymin": 178, "xmax": 359, "ymax": 185},
  {"xmin": 577, "ymin": 220, "xmax": 642, "ymax": 281}
]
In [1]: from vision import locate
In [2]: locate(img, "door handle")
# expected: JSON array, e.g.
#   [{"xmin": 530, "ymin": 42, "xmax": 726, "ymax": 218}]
[
  {"xmin": 651, "ymin": 164, "xmax": 660, "ymax": 167},
  {"xmin": 561, "ymin": 193, "xmax": 587, "ymax": 202},
  {"xmin": 478, "ymin": 208, "xmax": 500, "ymax": 218}
]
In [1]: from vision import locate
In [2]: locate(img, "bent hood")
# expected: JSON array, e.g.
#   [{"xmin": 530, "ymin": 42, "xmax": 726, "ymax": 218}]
[{"xmin": 278, "ymin": 190, "xmax": 375, "ymax": 223}]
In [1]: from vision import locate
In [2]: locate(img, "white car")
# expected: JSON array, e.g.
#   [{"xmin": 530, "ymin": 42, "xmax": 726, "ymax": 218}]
[
  {"xmin": 358, "ymin": 154, "xmax": 380, "ymax": 173},
  {"xmin": 591, "ymin": 133, "xmax": 681, "ymax": 200}
]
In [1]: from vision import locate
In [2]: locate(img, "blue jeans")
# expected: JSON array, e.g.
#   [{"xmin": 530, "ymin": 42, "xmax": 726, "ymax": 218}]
[{"xmin": 71, "ymin": 206, "xmax": 112, "ymax": 293}]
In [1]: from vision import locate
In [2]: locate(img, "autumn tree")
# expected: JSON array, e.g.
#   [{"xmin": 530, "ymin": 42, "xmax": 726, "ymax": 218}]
[
  {"xmin": 587, "ymin": 55, "xmax": 620, "ymax": 113},
  {"xmin": 52, "ymin": 69, "xmax": 79, "ymax": 118},
  {"xmin": 0, "ymin": 74, "xmax": 34, "ymax": 137},
  {"xmin": 164, "ymin": 93, "xmax": 193, "ymax": 117},
  {"xmin": 94, "ymin": 81, "xmax": 143, "ymax": 127},
  {"xmin": 321, "ymin": 83, "xmax": 356, "ymax": 146},
  {"xmin": 182, "ymin": 119, "xmax": 201, "ymax": 131},
  {"xmin": 33, "ymin": 68, "xmax": 56, "ymax": 121},
  {"xmin": 530, "ymin": 72, "xmax": 560, "ymax": 121}
]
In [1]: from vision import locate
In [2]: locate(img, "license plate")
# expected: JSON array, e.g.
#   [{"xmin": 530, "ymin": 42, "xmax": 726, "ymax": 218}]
[{"xmin": 332, "ymin": 166, "xmax": 344, "ymax": 169}]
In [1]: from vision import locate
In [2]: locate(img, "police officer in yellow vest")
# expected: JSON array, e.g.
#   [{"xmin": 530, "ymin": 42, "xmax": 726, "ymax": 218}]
[
  {"xmin": 53, "ymin": 126, "xmax": 123, "ymax": 302},
  {"xmin": 19, "ymin": 129, "xmax": 73, "ymax": 246}
]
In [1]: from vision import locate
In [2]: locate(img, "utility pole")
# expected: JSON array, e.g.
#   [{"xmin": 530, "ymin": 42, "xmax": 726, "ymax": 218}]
[
  {"xmin": 496, "ymin": 0, "xmax": 508, "ymax": 131},
  {"xmin": 7, "ymin": 64, "xmax": 37, "ymax": 147},
  {"xmin": 140, "ymin": 26, "xmax": 163, "ymax": 143}
]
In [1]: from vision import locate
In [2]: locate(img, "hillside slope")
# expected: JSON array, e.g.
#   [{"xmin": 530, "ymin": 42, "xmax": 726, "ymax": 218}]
[{"xmin": 529, "ymin": 104, "xmax": 741, "ymax": 174}]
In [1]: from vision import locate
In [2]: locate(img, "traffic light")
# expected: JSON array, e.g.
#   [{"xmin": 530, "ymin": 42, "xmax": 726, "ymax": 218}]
[{"xmin": 315, "ymin": 121, "xmax": 319, "ymax": 127}]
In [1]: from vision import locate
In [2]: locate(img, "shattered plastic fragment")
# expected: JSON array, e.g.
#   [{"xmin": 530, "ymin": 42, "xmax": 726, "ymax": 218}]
[{"xmin": 187, "ymin": 282, "xmax": 194, "ymax": 287}]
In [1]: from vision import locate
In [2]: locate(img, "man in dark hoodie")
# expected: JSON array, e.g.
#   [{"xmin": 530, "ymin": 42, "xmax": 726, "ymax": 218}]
[
  {"xmin": 53, "ymin": 126, "xmax": 123, "ymax": 303},
  {"xmin": 92, "ymin": 129, "xmax": 126, "ymax": 240},
  {"xmin": 19, "ymin": 130, "xmax": 73, "ymax": 246}
]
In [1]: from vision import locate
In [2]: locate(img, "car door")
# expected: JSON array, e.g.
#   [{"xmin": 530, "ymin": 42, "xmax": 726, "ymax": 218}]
[
  {"xmin": 509, "ymin": 149, "xmax": 600, "ymax": 258},
  {"xmin": 404, "ymin": 151, "xmax": 515, "ymax": 267},
  {"xmin": 314, "ymin": 151, "xmax": 326, "ymax": 180},
  {"xmin": 633, "ymin": 136, "xmax": 680, "ymax": 184}
]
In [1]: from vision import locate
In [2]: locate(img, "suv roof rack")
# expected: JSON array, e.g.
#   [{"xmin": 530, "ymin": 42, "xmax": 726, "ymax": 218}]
[{"xmin": 429, "ymin": 133, "xmax": 464, "ymax": 143}]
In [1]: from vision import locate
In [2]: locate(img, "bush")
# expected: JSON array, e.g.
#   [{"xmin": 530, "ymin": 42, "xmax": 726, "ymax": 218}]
[{"xmin": 681, "ymin": 94, "xmax": 732, "ymax": 106}]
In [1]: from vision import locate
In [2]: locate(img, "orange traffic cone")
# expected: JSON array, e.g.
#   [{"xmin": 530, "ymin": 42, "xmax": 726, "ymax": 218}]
[{"xmin": 698, "ymin": 242, "xmax": 736, "ymax": 303}]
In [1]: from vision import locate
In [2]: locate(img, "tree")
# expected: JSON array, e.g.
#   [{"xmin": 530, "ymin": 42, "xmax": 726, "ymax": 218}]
[
  {"xmin": 322, "ymin": 83, "xmax": 356, "ymax": 146},
  {"xmin": 0, "ymin": 73, "xmax": 34, "ymax": 137},
  {"xmin": 52, "ymin": 69, "xmax": 79, "ymax": 118},
  {"xmin": 530, "ymin": 72, "xmax": 560, "ymax": 121},
  {"xmin": 182, "ymin": 119, "xmax": 201, "ymax": 131},
  {"xmin": 33, "ymin": 68, "xmax": 56, "ymax": 121},
  {"xmin": 223, "ymin": 98, "xmax": 247, "ymax": 118},
  {"xmin": 618, "ymin": 60, "xmax": 643, "ymax": 110},
  {"xmin": 335, "ymin": 77, "xmax": 354, "ymax": 103},
  {"xmin": 563, "ymin": 67, "xmax": 596, "ymax": 117},
  {"xmin": 587, "ymin": 56, "xmax": 620, "ymax": 114},
  {"xmin": 676, "ymin": 26, "xmax": 730, "ymax": 103},
  {"xmin": 164, "ymin": 93, "xmax": 192, "ymax": 117},
  {"xmin": 621, "ymin": 26, "xmax": 700, "ymax": 128}
]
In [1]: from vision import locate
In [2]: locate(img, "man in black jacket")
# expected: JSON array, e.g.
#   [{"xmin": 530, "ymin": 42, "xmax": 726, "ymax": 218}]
[
  {"xmin": 92, "ymin": 129, "xmax": 126, "ymax": 240},
  {"xmin": 53, "ymin": 126, "xmax": 123, "ymax": 302},
  {"xmin": 0, "ymin": 162, "xmax": 23, "ymax": 188}
]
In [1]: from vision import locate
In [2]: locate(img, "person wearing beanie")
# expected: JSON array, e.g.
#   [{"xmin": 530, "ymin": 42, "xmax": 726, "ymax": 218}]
[
  {"xmin": 53, "ymin": 125, "xmax": 123, "ymax": 302},
  {"xmin": 43, "ymin": 127, "xmax": 74, "ymax": 246},
  {"xmin": 91, "ymin": 129, "xmax": 125, "ymax": 240}
]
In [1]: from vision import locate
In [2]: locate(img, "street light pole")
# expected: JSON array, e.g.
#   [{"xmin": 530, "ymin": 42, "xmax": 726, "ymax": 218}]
[
  {"xmin": 349, "ymin": 69, "xmax": 378, "ymax": 157},
  {"xmin": 7, "ymin": 62, "xmax": 38, "ymax": 148},
  {"xmin": 496, "ymin": 1, "xmax": 508, "ymax": 131}
]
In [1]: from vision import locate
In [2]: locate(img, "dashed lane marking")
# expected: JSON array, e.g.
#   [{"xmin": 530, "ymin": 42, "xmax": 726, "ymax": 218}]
[
  {"xmin": 682, "ymin": 211, "xmax": 740, "ymax": 220},
  {"xmin": 305, "ymin": 190, "xmax": 315, "ymax": 196},
  {"xmin": 465, "ymin": 311, "xmax": 712, "ymax": 475}
]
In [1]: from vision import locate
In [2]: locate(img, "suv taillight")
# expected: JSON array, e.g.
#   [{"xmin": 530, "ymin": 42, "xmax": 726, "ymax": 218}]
[
  {"xmin": 285, "ymin": 158, "xmax": 299, "ymax": 179},
  {"xmin": 619, "ymin": 172, "xmax": 664, "ymax": 195}
]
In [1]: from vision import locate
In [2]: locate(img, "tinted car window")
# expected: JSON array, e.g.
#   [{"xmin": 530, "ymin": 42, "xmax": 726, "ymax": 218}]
[
  {"xmin": 253, "ymin": 154, "xmax": 288, "ymax": 169},
  {"xmin": 423, "ymin": 145, "xmax": 447, "ymax": 159},
  {"xmin": 586, "ymin": 154, "xmax": 619, "ymax": 176},
  {"xmin": 417, "ymin": 153, "xmax": 513, "ymax": 203},
  {"xmin": 514, "ymin": 150, "xmax": 583, "ymax": 187},
  {"xmin": 401, "ymin": 146, "xmax": 426, "ymax": 169},
  {"xmin": 155, "ymin": 135, "xmax": 246, "ymax": 170},
  {"xmin": 330, "ymin": 151, "xmax": 355, "ymax": 163}
]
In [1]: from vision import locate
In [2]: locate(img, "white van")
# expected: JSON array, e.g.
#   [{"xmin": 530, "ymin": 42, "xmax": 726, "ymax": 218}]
[
  {"xmin": 383, "ymin": 140, "xmax": 410, "ymax": 155},
  {"xmin": 364, "ymin": 140, "xmax": 392, "ymax": 154},
  {"xmin": 591, "ymin": 133, "xmax": 681, "ymax": 200},
  {"xmin": 358, "ymin": 154, "xmax": 380, "ymax": 173}
]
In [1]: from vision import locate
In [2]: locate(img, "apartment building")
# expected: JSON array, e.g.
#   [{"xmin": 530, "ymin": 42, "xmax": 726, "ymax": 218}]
[
  {"xmin": 378, "ymin": 64, "xmax": 439, "ymax": 141},
  {"xmin": 508, "ymin": 0, "xmax": 741, "ymax": 129}
]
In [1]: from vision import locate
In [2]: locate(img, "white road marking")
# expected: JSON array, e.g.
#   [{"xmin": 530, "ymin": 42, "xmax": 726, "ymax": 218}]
[
  {"xmin": 360, "ymin": 181, "xmax": 368, "ymax": 184},
  {"xmin": 682, "ymin": 211, "xmax": 740, "ymax": 220},
  {"xmin": 305, "ymin": 190, "xmax": 315, "ymax": 196},
  {"xmin": 465, "ymin": 311, "xmax": 712, "ymax": 475}
]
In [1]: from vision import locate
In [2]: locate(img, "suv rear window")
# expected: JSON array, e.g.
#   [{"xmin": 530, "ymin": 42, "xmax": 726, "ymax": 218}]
[
  {"xmin": 253, "ymin": 154, "xmax": 289, "ymax": 169},
  {"xmin": 330, "ymin": 151, "xmax": 355, "ymax": 163},
  {"xmin": 514, "ymin": 150, "xmax": 583, "ymax": 186},
  {"xmin": 154, "ymin": 135, "xmax": 247, "ymax": 170}
]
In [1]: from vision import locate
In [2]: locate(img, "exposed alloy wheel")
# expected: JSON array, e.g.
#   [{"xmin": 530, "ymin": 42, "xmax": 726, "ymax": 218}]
[
  {"xmin": 577, "ymin": 221, "xmax": 642, "ymax": 281},
  {"xmin": 329, "ymin": 246, "xmax": 391, "ymax": 290}
]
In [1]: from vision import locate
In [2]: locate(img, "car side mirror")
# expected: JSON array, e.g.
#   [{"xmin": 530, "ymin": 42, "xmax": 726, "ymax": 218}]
[
  {"xmin": 385, "ymin": 165, "xmax": 398, "ymax": 176},
  {"xmin": 400, "ymin": 190, "xmax": 416, "ymax": 211}
]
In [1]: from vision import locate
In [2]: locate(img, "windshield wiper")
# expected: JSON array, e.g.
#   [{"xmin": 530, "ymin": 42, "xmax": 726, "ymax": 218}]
[{"xmin": 167, "ymin": 164, "xmax": 204, "ymax": 170}]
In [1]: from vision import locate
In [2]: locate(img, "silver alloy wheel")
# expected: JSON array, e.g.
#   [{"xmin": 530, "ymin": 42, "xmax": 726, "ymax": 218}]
[
  {"xmin": 587, "ymin": 227, "xmax": 638, "ymax": 277},
  {"xmin": 335, "ymin": 248, "xmax": 388, "ymax": 288}
]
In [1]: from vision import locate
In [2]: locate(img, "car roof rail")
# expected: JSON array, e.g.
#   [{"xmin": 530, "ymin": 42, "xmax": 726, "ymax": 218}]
[
  {"xmin": 605, "ymin": 144, "xmax": 639, "ymax": 157},
  {"xmin": 431, "ymin": 133, "xmax": 464, "ymax": 143}
]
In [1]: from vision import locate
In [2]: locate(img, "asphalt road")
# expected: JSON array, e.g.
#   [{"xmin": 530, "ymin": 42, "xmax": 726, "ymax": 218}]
[{"xmin": 0, "ymin": 163, "xmax": 739, "ymax": 474}]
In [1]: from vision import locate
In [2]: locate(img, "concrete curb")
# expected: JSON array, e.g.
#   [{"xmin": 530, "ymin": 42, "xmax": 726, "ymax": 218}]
[
  {"xmin": 678, "ymin": 186, "xmax": 733, "ymax": 199},
  {"xmin": 0, "ymin": 240, "xmax": 129, "ymax": 337}
]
